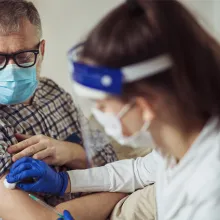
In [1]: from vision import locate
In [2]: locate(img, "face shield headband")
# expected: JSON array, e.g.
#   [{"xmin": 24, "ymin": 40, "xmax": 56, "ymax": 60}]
[{"xmin": 68, "ymin": 43, "xmax": 173, "ymax": 99}]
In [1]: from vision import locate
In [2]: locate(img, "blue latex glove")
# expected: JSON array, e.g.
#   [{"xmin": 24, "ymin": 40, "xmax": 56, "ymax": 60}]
[
  {"xmin": 57, "ymin": 210, "xmax": 74, "ymax": 220},
  {"xmin": 6, "ymin": 157, "xmax": 68, "ymax": 195}
]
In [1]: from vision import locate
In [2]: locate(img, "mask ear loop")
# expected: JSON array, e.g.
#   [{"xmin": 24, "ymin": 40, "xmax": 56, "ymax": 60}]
[
  {"xmin": 118, "ymin": 100, "xmax": 151, "ymax": 134},
  {"xmin": 117, "ymin": 104, "xmax": 132, "ymax": 118},
  {"xmin": 141, "ymin": 121, "xmax": 150, "ymax": 132},
  {"xmin": 117, "ymin": 100, "xmax": 136, "ymax": 118}
]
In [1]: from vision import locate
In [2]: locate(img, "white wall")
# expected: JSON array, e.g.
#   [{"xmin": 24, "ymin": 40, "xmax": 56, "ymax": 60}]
[
  {"xmin": 183, "ymin": 0, "xmax": 214, "ymax": 32},
  {"xmin": 32, "ymin": 0, "xmax": 122, "ymax": 116},
  {"xmin": 32, "ymin": 0, "xmax": 220, "ymax": 116},
  {"xmin": 213, "ymin": 0, "xmax": 220, "ymax": 41},
  {"xmin": 33, "ymin": 0, "xmax": 121, "ymax": 94}
]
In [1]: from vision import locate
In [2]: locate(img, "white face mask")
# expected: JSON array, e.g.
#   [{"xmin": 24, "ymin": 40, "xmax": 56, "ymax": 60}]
[{"xmin": 92, "ymin": 105, "xmax": 155, "ymax": 149}]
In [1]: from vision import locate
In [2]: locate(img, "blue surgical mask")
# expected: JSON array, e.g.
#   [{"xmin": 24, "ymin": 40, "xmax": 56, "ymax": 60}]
[{"xmin": 0, "ymin": 64, "xmax": 38, "ymax": 105}]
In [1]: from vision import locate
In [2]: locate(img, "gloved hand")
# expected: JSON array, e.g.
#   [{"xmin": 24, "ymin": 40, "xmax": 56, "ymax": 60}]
[
  {"xmin": 6, "ymin": 157, "xmax": 68, "ymax": 195},
  {"xmin": 57, "ymin": 210, "xmax": 74, "ymax": 220}
]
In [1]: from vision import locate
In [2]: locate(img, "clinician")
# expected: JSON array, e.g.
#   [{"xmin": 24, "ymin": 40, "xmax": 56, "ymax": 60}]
[{"xmin": 6, "ymin": 0, "xmax": 220, "ymax": 219}]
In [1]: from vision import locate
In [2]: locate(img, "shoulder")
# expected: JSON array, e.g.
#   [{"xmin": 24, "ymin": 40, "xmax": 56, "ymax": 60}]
[
  {"xmin": 39, "ymin": 77, "xmax": 65, "ymax": 93},
  {"xmin": 38, "ymin": 77, "xmax": 76, "ymax": 106},
  {"xmin": 38, "ymin": 77, "xmax": 70, "ymax": 99}
]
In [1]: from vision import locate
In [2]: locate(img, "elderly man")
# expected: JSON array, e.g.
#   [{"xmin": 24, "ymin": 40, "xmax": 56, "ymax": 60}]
[{"xmin": 0, "ymin": 0, "xmax": 126, "ymax": 219}]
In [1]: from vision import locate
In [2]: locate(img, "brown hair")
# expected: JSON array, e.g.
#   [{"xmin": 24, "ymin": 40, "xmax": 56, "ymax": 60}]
[{"xmin": 81, "ymin": 0, "xmax": 220, "ymax": 122}]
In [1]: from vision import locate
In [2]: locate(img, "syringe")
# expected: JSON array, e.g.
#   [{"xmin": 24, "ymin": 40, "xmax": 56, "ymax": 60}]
[{"xmin": 29, "ymin": 194, "xmax": 64, "ymax": 218}]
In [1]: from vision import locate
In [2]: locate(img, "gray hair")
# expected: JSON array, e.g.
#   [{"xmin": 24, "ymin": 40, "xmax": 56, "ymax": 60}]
[{"xmin": 0, "ymin": 0, "xmax": 42, "ymax": 39}]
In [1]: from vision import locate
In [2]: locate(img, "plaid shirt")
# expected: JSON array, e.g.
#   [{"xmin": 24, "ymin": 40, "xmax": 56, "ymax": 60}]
[{"xmin": 0, "ymin": 77, "xmax": 117, "ymax": 206}]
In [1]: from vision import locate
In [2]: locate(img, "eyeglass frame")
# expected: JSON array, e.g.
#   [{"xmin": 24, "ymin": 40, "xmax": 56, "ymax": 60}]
[{"xmin": 0, "ymin": 42, "xmax": 41, "ymax": 70}]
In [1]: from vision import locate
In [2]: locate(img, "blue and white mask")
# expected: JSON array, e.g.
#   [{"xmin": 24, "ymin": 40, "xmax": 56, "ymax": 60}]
[{"xmin": 0, "ymin": 64, "xmax": 38, "ymax": 105}]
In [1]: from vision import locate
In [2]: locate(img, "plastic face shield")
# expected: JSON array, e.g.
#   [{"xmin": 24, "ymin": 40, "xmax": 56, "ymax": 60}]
[
  {"xmin": 68, "ymin": 44, "xmax": 119, "ymax": 167},
  {"xmin": 68, "ymin": 43, "xmax": 173, "ymax": 166},
  {"xmin": 75, "ymin": 107, "xmax": 115, "ymax": 167}
]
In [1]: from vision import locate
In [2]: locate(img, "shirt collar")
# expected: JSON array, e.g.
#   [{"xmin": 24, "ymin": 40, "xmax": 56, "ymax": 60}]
[{"xmin": 167, "ymin": 116, "xmax": 220, "ymax": 169}]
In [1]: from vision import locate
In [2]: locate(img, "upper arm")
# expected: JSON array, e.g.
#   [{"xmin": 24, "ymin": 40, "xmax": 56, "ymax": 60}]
[
  {"xmin": 0, "ymin": 174, "xmax": 58, "ymax": 220},
  {"xmin": 0, "ymin": 121, "xmax": 59, "ymax": 219}
]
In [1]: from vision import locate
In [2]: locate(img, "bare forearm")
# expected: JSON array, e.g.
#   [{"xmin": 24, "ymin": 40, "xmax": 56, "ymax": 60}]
[{"xmin": 56, "ymin": 192, "xmax": 127, "ymax": 220}]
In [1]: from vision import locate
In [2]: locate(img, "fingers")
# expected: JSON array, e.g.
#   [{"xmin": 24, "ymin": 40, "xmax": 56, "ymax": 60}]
[
  {"xmin": 10, "ymin": 157, "xmax": 34, "ymax": 171},
  {"xmin": 42, "ymin": 157, "xmax": 56, "ymax": 165},
  {"xmin": 33, "ymin": 147, "xmax": 54, "ymax": 160},
  {"xmin": 15, "ymin": 133, "xmax": 32, "ymax": 141},
  {"xmin": 8, "ymin": 135, "xmax": 42, "ymax": 154},
  {"xmin": 7, "ymin": 169, "xmax": 38, "ymax": 183},
  {"xmin": 12, "ymin": 143, "xmax": 47, "ymax": 162},
  {"xmin": 7, "ymin": 158, "xmax": 42, "ymax": 183},
  {"xmin": 16, "ymin": 182, "xmax": 35, "ymax": 192},
  {"xmin": 7, "ymin": 162, "xmax": 32, "ymax": 183},
  {"xmin": 10, "ymin": 163, "xmax": 32, "ymax": 176}
]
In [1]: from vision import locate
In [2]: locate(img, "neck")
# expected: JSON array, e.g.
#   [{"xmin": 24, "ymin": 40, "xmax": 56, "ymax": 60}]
[{"xmin": 158, "ymin": 120, "xmax": 205, "ymax": 161}]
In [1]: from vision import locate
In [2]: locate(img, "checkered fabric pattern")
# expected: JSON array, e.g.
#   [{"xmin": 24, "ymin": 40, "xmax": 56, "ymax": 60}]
[{"xmin": 0, "ymin": 77, "xmax": 117, "ymax": 206}]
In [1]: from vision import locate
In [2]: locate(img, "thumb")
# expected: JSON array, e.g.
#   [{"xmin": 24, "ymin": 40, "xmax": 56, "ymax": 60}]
[{"xmin": 16, "ymin": 182, "xmax": 35, "ymax": 192}]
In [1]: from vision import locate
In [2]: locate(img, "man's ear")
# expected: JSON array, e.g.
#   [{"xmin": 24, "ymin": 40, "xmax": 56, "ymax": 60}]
[
  {"xmin": 136, "ymin": 97, "xmax": 155, "ymax": 122},
  {"xmin": 39, "ymin": 39, "xmax": 45, "ymax": 58}
]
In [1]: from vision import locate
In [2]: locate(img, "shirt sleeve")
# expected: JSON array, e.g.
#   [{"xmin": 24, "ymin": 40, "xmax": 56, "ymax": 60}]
[
  {"xmin": 0, "ymin": 121, "xmax": 18, "ymax": 177},
  {"xmin": 68, "ymin": 150, "xmax": 161, "ymax": 193},
  {"xmin": 65, "ymin": 92, "xmax": 118, "ymax": 166}
]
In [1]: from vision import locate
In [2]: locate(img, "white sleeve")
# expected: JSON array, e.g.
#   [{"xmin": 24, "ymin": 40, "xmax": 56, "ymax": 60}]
[{"xmin": 67, "ymin": 150, "xmax": 161, "ymax": 193}]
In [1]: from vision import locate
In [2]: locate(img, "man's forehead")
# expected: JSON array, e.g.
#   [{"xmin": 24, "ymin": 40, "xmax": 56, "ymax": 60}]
[{"xmin": 0, "ymin": 19, "xmax": 40, "ymax": 53}]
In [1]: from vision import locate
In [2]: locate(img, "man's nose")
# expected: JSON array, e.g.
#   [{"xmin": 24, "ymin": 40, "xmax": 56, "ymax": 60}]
[{"xmin": 8, "ymin": 58, "xmax": 16, "ymax": 65}]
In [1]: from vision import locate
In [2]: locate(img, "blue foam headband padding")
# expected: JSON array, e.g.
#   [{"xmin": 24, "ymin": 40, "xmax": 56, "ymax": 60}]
[{"xmin": 73, "ymin": 62, "xmax": 123, "ymax": 95}]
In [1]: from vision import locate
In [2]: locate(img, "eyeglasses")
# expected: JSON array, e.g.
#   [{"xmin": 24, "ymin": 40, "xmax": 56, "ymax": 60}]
[{"xmin": 0, "ymin": 43, "xmax": 40, "ymax": 70}]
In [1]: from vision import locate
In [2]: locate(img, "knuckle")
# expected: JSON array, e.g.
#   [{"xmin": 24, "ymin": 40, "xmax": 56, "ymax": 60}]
[
  {"xmin": 46, "ymin": 148, "xmax": 53, "ymax": 156},
  {"xmin": 31, "ymin": 145, "xmax": 37, "ymax": 153},
  {"xmin": 37, "ymin": 134, "xmax": 44, "ymax": 140},
  {"xmin": 50, "ymin": 146, "xmax": 56, "ymax": 152},
  {"xmin": 42, "ymin": 142, "xmax": 48, "ymax": 149},
  {"xmin": 51, "ymin": 147, "xmax": 57, "ymax": 156},
  {"xmin": 12, "ymin": 145, "xmax": 19, "ymax": 151},
  {"xmin": 27, "ymin": 146, "xmax": 36, "ymax": 155},
  {"xmin": 44, "ymin": 138, "xmax": 50, "ymax": 145},
  {"xmin": 24, "ymin": 139, "xmax": 31, "ymax": 146}
]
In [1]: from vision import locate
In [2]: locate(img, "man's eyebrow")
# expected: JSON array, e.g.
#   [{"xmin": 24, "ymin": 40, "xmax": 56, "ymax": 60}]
[{"xmin": 0, "ymin": 43, "xmax": 40, "ymax": 54}]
